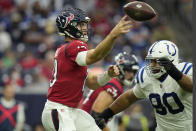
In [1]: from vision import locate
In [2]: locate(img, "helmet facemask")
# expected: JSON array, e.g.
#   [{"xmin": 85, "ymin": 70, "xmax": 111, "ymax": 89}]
[
  {"xmin": 74, "ymin": 21, "xmax": 89, "ymax": 42},
  {"xmin": 115, "ymin": 52, "xmax": 139, "ymax": 87},
  {"xmin": 121, "ymin": 69, "xmax": 138, "ymax": 87},
  {"xmin": 145, "ymin": 58, "xmax": 166, "ymax": 78},
  {"xmin": 145, "ymin": 40, "xmax": 179, "ymax": 78}
]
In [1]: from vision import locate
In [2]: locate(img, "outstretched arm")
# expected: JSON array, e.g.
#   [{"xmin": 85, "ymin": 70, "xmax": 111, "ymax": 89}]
[
  {"xmin": 86, "ymin": 15, "xmax": 132, "ymax": 65},
  {"xmin": 109, "ymin": 89, "xmax": 139, "ymax": 114},
  {"xmin": 92, "ymin": 91, "xmax": 114, "ymax": 112},
  {"xmin": 91, "ymin": 91, "xmax": 114, "ymax": 131},
  {"xmin": 95, "ymin": 89, "xmax": 139, "ymax": 130},
  {"xmin": 177, "ymin": 74, "xmax": 192, "ymax": 92},
  {"xmin": 86, "ymin": 65, "xmax": 119, "ymax": 90}
]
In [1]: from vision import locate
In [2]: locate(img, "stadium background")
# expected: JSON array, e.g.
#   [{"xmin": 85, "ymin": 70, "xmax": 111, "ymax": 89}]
[{"xmin": 0, "ymin": 0, "xmax": 192, "ymax": 130}]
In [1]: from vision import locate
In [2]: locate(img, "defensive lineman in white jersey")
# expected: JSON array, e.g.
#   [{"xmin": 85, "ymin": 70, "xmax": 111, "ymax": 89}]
[
  {"xmin": 94, "ymin": 40, "xmax": 193, "ymax": 131},
  {"xmin": 133, "ymin": 62, "xmax": 192, "ymax": 131}
]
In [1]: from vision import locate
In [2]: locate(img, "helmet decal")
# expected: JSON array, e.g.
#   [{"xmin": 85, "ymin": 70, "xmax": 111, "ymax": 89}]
[
  {"xmin": 56, "ymin": 13, "xmax": 74, "ymax": 28},
  {"xmin": 56, "ymin": 8, "xmax": 90, "ymax": 42},
  {"xmin": 166, "ymin": 44, "xmax": 176, "ymax": 56},
  {"xmin": 171, "ymin": 44, "xmax": 176, "ymax": 56},
  {"xmin": 149, "ymin": 41, "xmax": 159, "ymax": 54},
  {"xmin": 56, "ymin": 16, "xmax": 66, "ymax": 28},
  {"xmin": 119, "ymin": 59, "xmax": 124, "ymax": 64},
  {"xmin": 65, "ymin": 13, "xmax": 74, "ymax": 27}
]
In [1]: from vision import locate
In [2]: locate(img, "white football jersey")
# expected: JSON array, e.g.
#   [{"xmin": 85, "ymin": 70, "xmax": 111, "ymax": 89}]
[{"xmin": 133, "ymin": 62, "xmax": 193, "ymax": 131}]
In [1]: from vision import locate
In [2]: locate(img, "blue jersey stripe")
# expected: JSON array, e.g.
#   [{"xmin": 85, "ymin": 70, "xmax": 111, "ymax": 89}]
[
  {"xmin": 181, "ymin": 62, "xmax": 189, "ymax": 73},
  {"xmin": 65, "ymin": 42, "xmax": 71, "ymax": 57},
  {"xmin": 140, "ymin": 68, "xmax": 145, "ymax": 83},
  {"xmin": 184, "ymin": 64, "xmax": 192, "ymax": 75}
]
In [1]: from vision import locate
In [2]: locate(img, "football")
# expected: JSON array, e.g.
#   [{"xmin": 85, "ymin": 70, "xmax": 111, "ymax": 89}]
[{"xmin": 123, "ymin": 1, "xmax": 156, "ymax": 21}]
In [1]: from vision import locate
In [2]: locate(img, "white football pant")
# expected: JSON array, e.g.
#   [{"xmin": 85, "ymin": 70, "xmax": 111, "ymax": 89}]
[{"xmin": 42, "ymin": 100, "xmax": 101, "ymax": 131}]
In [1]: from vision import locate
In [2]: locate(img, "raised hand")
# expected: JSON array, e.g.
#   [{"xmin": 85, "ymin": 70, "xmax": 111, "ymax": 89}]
[
  {"xmin": 157, "ymin": 57, "xmax": 174, "ymax": 71},
  {"xmin": 107, "ymin": 65, "xmax": 120, "ymax": 77},
  {"xmin": 91, "ymin": 110, "xmax": 107, "ymax": 130},
  {"xmin": 110, "ymin": 15, "xmax": 133, "ymax": 38},
  {"xmin": 157, "ymin": 58, "xmax": 182, "ymax": 81}
]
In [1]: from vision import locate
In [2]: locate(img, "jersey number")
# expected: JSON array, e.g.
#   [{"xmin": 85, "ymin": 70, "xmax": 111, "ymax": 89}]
[
  {"xmin": 50, "ymin": 59, "xmax": 58, "ymax": 87},
  {"xmin": 149, "ymin": 92, "xmax": 184, "ymax": 115},
  {"xmin": 107, "ymin": 88, "xmax": 117, "ymax": 98}
]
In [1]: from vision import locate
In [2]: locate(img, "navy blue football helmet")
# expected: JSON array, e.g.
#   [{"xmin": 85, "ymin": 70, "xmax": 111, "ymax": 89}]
[
  {"xmin": 115, "ymin": 52, "xmax": 139, "ymax": 86},
  {"xmin": 56, "ymin": 8, "xmax": 90, "ymax": 42}
]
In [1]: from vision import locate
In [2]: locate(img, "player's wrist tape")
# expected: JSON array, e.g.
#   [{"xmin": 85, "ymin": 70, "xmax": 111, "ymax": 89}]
[
  {"xmin": 167, "ymin": 66, "xmax": 183, "ymax": 81},
  {"xmin": 97, "ymin": 71, "xmax": 111, "ymax": 86},
  {"xmin": 100, "ymin": 108, "xmax": 115, "ymax": 122}
]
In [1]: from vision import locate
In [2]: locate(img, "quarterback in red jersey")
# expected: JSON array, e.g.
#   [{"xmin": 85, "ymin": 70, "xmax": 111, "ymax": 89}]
[
  {"xmin": 81, "ymin": 52, "xmax": 139, "ymax": 131},
  {"xmin": 41, "ymin": 8, "xmax": 133, "ymax": 131}
]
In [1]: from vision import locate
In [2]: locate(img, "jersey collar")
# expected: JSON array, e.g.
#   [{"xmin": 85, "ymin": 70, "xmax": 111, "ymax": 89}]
[{"xmin": 157, "ymin": 73, "xmax": 168, "ymax": 82}]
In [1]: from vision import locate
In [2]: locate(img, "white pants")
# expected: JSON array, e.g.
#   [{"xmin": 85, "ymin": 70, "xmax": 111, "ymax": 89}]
[
  {"xmin": 42, "ymin": 100, "xmax": 101, "ymax": 131},
  {"xmin": 107, "ymin": 116, "xmax": 119, "ymax": 131}
]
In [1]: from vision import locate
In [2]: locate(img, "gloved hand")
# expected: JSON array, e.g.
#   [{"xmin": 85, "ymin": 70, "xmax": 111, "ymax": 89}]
[
  {"xmin": 91, "ymin": 111, "xmax": 107, "ymax": 130},
  {"xmin": 157, "ymin": 58, "xmax": 183, "ymax": 81},
  {"xmin": 92, "ymin": 108, "xmax": 115, "ymax": 129},
  {"xmin": 96, "ymin": 117, "xmax": 107, "ymax": 130}
]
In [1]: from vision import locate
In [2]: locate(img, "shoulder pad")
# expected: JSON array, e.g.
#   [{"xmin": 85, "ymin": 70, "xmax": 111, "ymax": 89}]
[
  {"xmin": 178, "ymin": 62, "xmax": 192, "ymax": 75},
  {"xmin": 136, "ymin": 66, "xmax": 146, "ymax": 84}
]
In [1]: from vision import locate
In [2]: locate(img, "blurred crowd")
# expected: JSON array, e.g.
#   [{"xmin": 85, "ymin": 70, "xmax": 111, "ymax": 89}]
[
  {"xmin": 0, "ymin": 0, "xmax": 192, "ymax": 130},
  {"xmin": 0, "ymin": 0, "xmax": 192, "ymax": 91},
  {"xmin": 159, "ymin": 0, "xmax": 192, "ymax": 29}
]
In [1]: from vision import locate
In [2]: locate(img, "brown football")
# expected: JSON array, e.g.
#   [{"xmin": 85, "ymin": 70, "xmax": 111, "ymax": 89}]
[{"xmin": 123, "ymin": 1, "xmax": 156, "ymax": 21}]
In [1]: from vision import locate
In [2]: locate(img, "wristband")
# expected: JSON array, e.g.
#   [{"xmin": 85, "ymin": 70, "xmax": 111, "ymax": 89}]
[
  {"xmin": 97, "ymin": 71, "xmax": 111, "ymax": 86},
  {"xmin": 167, "ymin": 66, "xmax": 183, "ymax": 81},
  {"xmin": 100, "ymin": 108, "xmax": 115, "ymax": 122},
  {"xmin": 157, "ymin": 58, "xmax": 183, "ymax": 81}
]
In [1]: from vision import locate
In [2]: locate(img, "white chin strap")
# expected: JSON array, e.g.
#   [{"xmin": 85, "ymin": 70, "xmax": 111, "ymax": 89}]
[
  {"xmin": 80, "ymin": 35, "xmax": 88, "ymax": 42},
  {"xmin": 123, "ymin": 79, "xmax": 133, "ymax": 87},
  {"xmin": 63, "ymin": 31, "xmax": 88, "ymax": 42}
]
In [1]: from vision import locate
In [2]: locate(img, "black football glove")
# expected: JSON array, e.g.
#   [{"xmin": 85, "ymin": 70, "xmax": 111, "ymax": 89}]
[
  {"xmin": 91, "ymin": 111, "xmax": 107, "ymax": 129},
  {"xmin": 91, "ymin": 108, "xmax": 115, "ymax": 130},
  {"xmin": 157, "ymin": 58, "xmax": 183, "ymax": 81}
]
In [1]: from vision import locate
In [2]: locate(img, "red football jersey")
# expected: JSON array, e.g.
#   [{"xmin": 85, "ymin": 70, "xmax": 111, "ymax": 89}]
[
  {"xmin": 81, "ymin": 78, "xmax": 123, "ymax": 113},
  {"xmin": 47, "ymin": 40, "xmax": 88, "ymax": 108}
]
